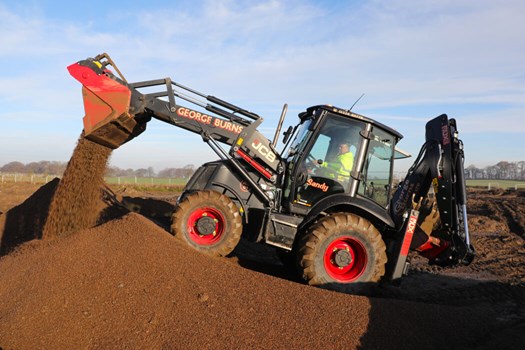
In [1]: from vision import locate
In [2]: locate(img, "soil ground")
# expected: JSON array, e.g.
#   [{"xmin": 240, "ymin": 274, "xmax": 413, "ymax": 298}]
[{"xmin": 0, "ymin": 182, "xmax": 524, "ymax": 349}]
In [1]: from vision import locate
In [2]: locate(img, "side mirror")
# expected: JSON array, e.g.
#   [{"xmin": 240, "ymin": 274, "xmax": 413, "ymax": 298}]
[{"xmin": 282, "ymin": 126, "xmax": 293, "ymax": 145}]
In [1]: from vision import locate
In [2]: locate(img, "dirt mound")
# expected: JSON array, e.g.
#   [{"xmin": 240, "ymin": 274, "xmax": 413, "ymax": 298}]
[
  {"xmin": 1, "ymin": 165, "xmax": 524, "ymax": 349},
  {"xmin": 0, "ymin": 180, "xmax": 128, "ymax": 256},
  {"xmin": 0, "ymin": 213, "xmax": 504, "ymax": 350},
  {"xmin": 0, "ymin": 178, "xmax": 59, "ymax": 255},
  {"xmin": 397, "ymin": 189, "xmax": 525, "ymax": 343},
  {"xmin": 469, "ymin": 189, "xmax": 525, "ymax": 238},
  {"xmin": 42, "ymin": 134, "xmax": 113, "ymax": 238}
]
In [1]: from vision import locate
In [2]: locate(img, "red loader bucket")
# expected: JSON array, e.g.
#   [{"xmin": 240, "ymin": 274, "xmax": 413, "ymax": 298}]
[{"xmin": 67, "ymin": 61, "xmax": 146, "ymax": 149}]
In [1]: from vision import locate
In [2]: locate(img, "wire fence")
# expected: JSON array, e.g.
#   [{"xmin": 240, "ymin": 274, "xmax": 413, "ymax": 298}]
[
  {"xmin": 0, "ymin": 173, "xmax": 59, "ymax": 184},
  {"xmin": 0, "ymin": 173, "xmax": 188, "ymax": 187},
  {"xmin": 2, "ymin": 172, "xmax": 524, "ymax": 191},
  {"xmin": 104, "ymin": 176, "xmax": 187, "ymax": 186},
  {"xmin": 466, "ymin": 179, "xmax": 525, "ymax": 190}
]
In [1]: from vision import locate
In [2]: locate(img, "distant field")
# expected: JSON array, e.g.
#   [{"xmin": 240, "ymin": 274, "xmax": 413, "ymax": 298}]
[
  {"xmin": 104, "ymin": 177, "xmax": 188, "ymax": 186},
  {"xmin": 0, "ymin": 173, "xmax": 188, "ymax": 188},
  {"xmin": 0, "ymin": 173, "xmax": 58, "ymax": 184},
  {"xmin": 466, "ymin": 179, "xmax": 525, "ymax": 190},
  {"xmin": 3, "ymin": 173, "xmax": 524, "ymax": 190}
]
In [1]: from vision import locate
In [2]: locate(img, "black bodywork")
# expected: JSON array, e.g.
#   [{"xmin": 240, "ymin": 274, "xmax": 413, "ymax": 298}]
[
  {"xmin": 69, "ymin": 54, "xmax": 474, "ymax": 282},
  {"xmin": 181, "ymin": 107, "xmax": 474, "ymax": 278},
  {"xmin": 181, "ymin": 105, "xmax": 403, "ymax": 253}
]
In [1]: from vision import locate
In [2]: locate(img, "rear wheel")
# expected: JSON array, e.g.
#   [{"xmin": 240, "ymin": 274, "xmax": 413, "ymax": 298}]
[
  {"xmin": 296, "ymin": 213, "xmax": 387, "ymax": 293},
  {"xmin": 171, "ymin": 190, "xmax": 242, "ymax": 257}
]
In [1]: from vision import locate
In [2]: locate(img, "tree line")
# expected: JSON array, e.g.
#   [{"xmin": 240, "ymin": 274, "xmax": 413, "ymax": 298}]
[
  {"xmin": 2, "ymin": 160, "xmax": 524, "ymax": 181},
  {"xmin": 0, "ymin": 161, "xmax": 195, "ymax": 179},
  {"xmin": 465, "ymin": 161, "xmax": 525, "ymax": 180}
]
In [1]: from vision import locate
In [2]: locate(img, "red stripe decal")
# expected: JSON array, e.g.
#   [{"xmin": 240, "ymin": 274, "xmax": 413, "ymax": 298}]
[
  {"xmin": 236, "ymin": 149, "xmax": 272, "ymax": 180},
  {"xmin": 401, "ymin": 213, "xmax": 418, "ymax": 256}
]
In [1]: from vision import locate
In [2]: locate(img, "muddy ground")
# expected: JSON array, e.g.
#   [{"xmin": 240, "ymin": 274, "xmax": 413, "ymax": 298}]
[{"xmin": 0, "ymin": 182, "xmax": 524, "ymax": 349}]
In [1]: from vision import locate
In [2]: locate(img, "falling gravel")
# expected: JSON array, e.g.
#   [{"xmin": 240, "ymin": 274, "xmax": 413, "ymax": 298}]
[{"xmin": 41, "ymin": 133, "xmax": 112, "ymax": 238}]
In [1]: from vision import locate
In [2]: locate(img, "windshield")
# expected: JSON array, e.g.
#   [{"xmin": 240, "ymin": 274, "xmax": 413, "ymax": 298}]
[
  {"xmin": 286, "ymin": 119, "xmax": 312, "ymax": 158},
  {"xmin": 292, "ymin": 114, "xmax": 365, "ymax": 206}
]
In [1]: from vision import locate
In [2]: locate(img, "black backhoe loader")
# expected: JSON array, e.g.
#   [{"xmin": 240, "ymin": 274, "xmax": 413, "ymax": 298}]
[{"xmin": 68, "ymin": 53, "xmax": 475, "ymax": 293}]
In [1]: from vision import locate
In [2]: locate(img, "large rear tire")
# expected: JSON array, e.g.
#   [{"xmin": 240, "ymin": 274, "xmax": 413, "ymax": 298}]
[
  {"xmin": 296, "ymin": 213, "xmax": 387, "ymax": 294},
  {"xmin": 171, "ymin": 190, "xmax": 242, "ymax": 257}
]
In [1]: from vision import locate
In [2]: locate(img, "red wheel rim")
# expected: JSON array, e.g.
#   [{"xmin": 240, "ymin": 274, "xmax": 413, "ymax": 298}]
[
  {"xmin": 323, "ymin": 236, "xmax": 367, "ymax": 282},
  {"xmin": 186, "ymin": 207, "xmax": 225, "ymax": 245}
]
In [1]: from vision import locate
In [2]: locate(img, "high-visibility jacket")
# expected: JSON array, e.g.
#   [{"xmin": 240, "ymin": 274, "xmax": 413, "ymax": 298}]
[
  {"xmin": 323, "ymin": 152, "xmax": 354, "ymax": 177},
  {"xmin": 336, "ymin": 152, "xmax": 354, "ymax": 176}
]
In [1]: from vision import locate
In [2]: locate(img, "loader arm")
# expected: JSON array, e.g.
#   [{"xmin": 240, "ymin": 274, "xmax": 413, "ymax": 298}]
[
  {"xmin": 67, "ymin": 53, "xmax": 282, "ymax": 188},
  {"xmin": 390, "ymin": 114, "xmax": 475, "ymax": 267}
]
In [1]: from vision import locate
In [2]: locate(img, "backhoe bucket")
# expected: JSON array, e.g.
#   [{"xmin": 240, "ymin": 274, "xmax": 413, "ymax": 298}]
[{"xmin": 67, "ymin": 61, "xmax": 146, "ymax": 149}]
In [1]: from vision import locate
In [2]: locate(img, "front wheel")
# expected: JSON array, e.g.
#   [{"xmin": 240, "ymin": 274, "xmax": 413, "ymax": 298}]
[
  {"xmin": 171, "ymin": 190, "xmax": 242, "ymax": 257},
  {"xmin": 296, "ymin": 213, "xmax": 387, "ymax": 294}
]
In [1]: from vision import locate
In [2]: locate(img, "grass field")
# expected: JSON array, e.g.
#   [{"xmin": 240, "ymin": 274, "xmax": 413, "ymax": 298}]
[
  {"xmin": 466, "ymin": 179, "xmax": 525, "ymax": 189},
  {"xmin": 3, "ymin": 172, "xmax": 524, "ymax": 190},
  {"xmin": 0, "ymin": 173, "xmax": 188, "ymax": 188},
  {"xmin": 104, "ymin": 176, "xmax": 188, "ymax": 186}
]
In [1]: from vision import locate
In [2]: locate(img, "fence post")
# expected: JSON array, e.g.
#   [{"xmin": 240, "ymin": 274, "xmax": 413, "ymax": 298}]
[{"xmin": 488, "ymin": 182, "xmax": 500, "ymax": 190}]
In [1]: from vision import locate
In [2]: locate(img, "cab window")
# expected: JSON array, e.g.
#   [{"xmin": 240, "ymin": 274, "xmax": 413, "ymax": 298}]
[
  {"xmin": 294, "ymin": 114, "xmax": 365, "ymax": 206},
  {"xmin": 357, "ymin": 127, "xmax": 395, "ymax": 207}
]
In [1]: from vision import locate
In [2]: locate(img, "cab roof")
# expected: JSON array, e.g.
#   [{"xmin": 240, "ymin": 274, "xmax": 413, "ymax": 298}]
[{"xmin": 303, "ymin": 105, "xmax": 404, "ymax": 140}]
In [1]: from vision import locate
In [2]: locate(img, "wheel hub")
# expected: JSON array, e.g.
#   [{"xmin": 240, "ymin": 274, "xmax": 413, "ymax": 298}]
[
  {"xmin": 195, "ymin": 216, "xmax": 216, "ymax": 235},
  {"xmin": 333, "ymin": 248, "xmax": 352, "ymax": 267},
  {"xmin": 186, "ymin": 207, "xmax": 225, "ymax": 246},
  {"xmin": 324, "ymin": 236, "xmax": 367, "ymax": 282}
]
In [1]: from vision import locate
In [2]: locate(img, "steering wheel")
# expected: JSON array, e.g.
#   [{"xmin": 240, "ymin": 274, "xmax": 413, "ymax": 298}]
[
  {"xmin": 306, "ymin": 154, "xmax": 323, "ymax": 175},
  {"xmin": 306, "ymin": 154, "xmax": 322, "ymax": 167}
]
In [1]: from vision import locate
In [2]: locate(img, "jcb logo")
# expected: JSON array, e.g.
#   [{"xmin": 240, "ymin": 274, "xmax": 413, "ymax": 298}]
[{"xmin": 252, "ymin": 140, "xmax": 276, "ymax": 163}]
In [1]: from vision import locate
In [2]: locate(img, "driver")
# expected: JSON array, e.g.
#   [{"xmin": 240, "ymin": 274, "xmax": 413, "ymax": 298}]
[{"xmin": 322, "ymin": 142, "xmax": 354, "ymax": 180}]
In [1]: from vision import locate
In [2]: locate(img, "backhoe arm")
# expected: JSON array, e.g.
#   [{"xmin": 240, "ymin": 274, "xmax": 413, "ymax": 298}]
[{"xmin": 390, "ymin": 114, "xmax": 475, "ymax": 267}]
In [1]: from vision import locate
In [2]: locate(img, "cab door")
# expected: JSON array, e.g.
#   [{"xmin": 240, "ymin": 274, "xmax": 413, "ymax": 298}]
[{"xmin": 289, "ymin": 113, "xmax": 366, "ymax": 209}]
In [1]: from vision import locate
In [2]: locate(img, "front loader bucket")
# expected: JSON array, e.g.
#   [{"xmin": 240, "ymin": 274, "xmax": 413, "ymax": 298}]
[{"xmin": 67, "ymin": 61, "xmax": 146, "ymax": 149}]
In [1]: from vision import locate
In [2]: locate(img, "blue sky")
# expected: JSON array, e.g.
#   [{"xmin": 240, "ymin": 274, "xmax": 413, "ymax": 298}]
[{"xmin": 1, "ymin": 0, "xmax": 523, "ymax": 174}]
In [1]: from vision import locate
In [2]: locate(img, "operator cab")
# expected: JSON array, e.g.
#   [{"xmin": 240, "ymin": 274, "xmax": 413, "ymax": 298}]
[{"xmin": 283, "ymin": 105, "xmax": 403, "ymax": 214}]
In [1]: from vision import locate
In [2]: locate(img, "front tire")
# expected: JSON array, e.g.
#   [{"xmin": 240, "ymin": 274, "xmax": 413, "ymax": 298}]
[
  {"xmin": 171, "ymin": 190, "xmax": 242, "ymax": 257},
  {"xmin": 296, "ymin": 213, "xmax": 387, "ymax": 293}
]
